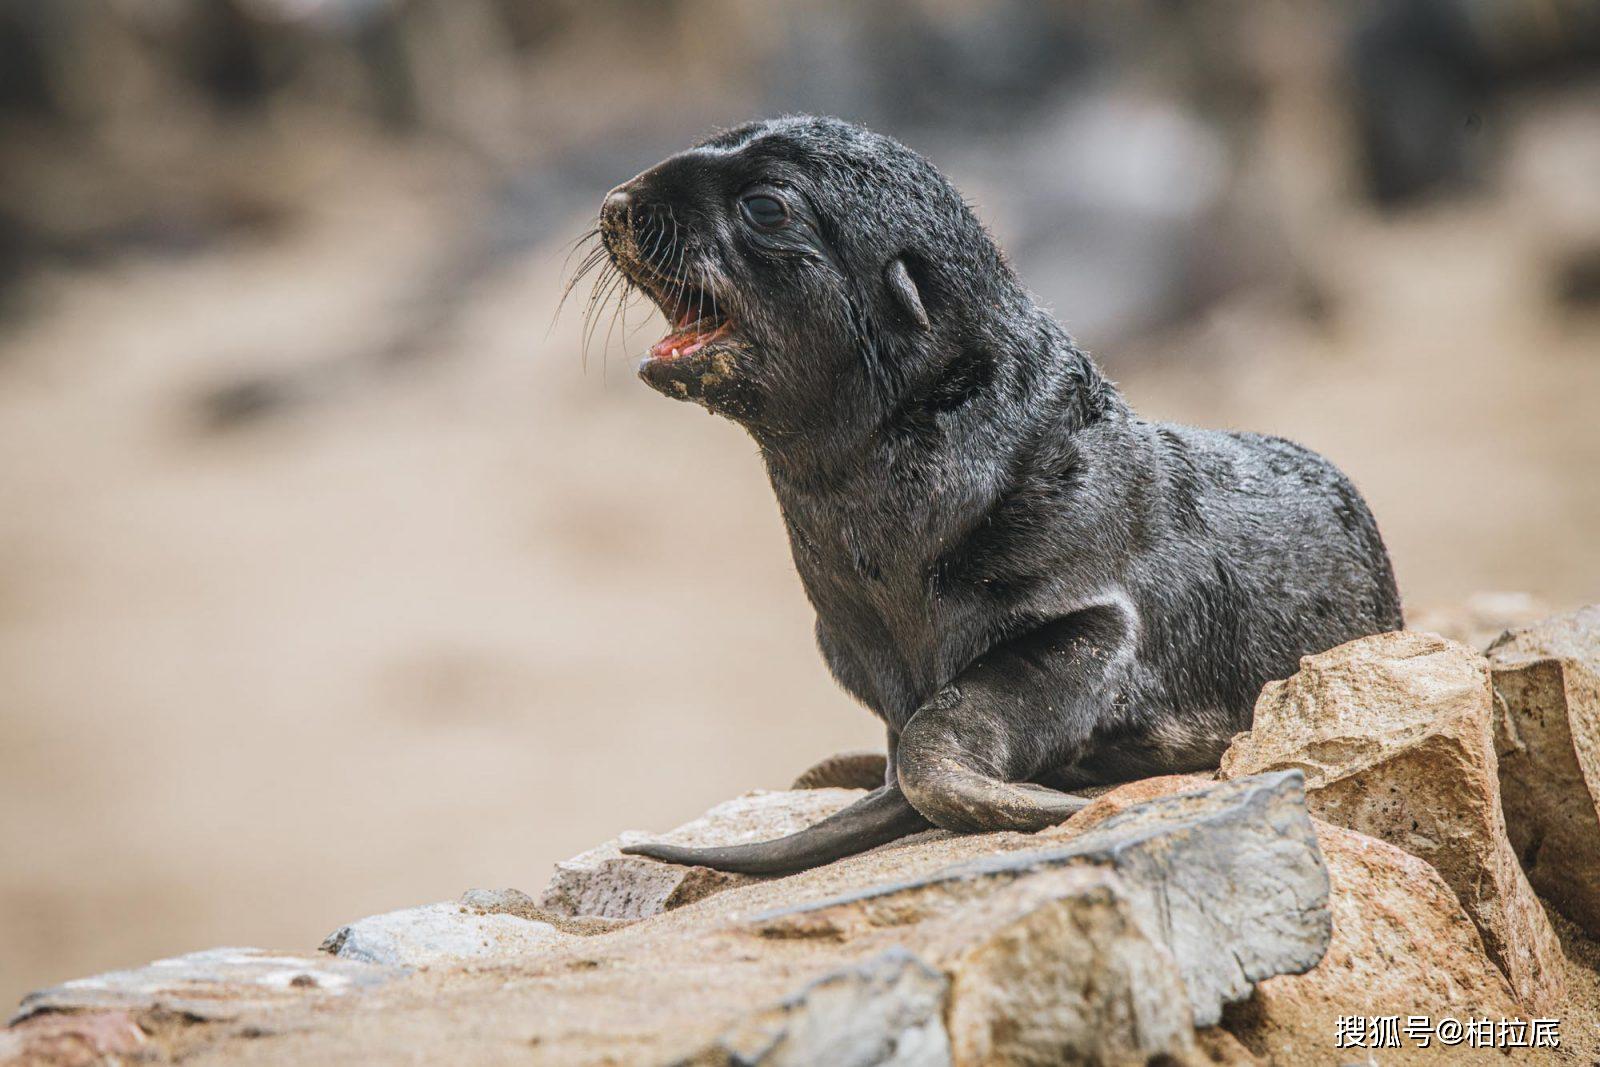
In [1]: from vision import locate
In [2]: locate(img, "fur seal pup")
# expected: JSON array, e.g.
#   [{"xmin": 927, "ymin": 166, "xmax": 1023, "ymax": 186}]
[{"xmin": 594, "ymin": 116, "xmax": 1402, "ymax": 874}]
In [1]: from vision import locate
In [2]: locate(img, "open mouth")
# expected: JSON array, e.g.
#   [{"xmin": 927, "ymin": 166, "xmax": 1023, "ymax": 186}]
[
  {"xmin": 647, "ymin": 282, "xmax": 735, "ymax": 363},
  {"xmin": 616, "ymin": 258, "xmax": 756, "ymax": 415}
]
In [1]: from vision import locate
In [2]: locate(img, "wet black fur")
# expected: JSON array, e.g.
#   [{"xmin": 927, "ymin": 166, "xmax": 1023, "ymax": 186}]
[{"xmin": 599, "ymin": 116, "xmax": 1403, "ymax": 871}]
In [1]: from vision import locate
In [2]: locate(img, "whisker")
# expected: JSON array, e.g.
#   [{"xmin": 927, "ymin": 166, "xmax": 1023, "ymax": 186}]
[
  {"xmin": 667, "ymin": 221, "xmax": 688, "ymax": 317},
  {"xmin": 586, "ymin": 268, "xmax": 630, "ymax": 364},
  {"xmin": 558, "ymin": 227, "xmax": 601, "ymax": 274},
  {"xmin": 581, "ymin": 265, "xmax": 623, "ymax": 370},
  {"xmin": 554, "ymin": 235, "xmax": 610, "ymax": 337}
]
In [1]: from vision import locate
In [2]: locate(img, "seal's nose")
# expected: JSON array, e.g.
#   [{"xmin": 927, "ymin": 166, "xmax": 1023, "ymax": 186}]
[{"xmin": 602, "ymin": 186, "xmax": 632, "ymax": 231}]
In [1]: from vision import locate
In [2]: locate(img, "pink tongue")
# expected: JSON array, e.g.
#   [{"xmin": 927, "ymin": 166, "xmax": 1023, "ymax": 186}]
[
  {"xmin": 650, "ymin": 323, "xmax": 726, "ymax": 361},
  {"xmin": 651, "ymin": 332, "xmax": 706, "ymax": 361}
]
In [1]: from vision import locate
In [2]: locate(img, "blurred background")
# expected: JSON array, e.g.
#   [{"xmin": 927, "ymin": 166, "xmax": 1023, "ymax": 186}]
[{"xmin": 3, "ymin": 0, "xmax": 1599, "ymax": 1009}]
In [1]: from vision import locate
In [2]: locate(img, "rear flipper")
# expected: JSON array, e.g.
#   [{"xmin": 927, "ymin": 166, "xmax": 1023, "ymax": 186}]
[
  {"xmin": 619, "ymin": 783, "xmax": 928, "ymax": 875},
  {"xmin": 789, "ymin": 749, "xmax": 889, "ymax": 790}
]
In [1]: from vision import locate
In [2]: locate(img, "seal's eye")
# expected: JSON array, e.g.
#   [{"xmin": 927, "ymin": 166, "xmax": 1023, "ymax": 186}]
[{"xmin": 739, "ymin": 193, "xmax": 790, "ymax": 230}]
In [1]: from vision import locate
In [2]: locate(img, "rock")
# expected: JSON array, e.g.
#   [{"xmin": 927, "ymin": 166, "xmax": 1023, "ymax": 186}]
[
  {"xmin": 1219, "ymin": 630, "xmax": 1567, "ymax": 1011},
  {"xmin": 1227, "ymin": 821, "xmax": 1524, "ymax": 1065},
  {"xmin": 36, "ymin": 746, "xmax": 1600, "ymax": 1065},
  {"xmin": 1078, "ymin": 775, "xmax": 1530, "ymax": 1064},
  {"xmin": 458, "ymin": 886, "xmax": 630, "ymax": 936},
  {"xmin": 458, "ymin": 886, "xmax": 540, "ymax": 915},
  {"xmin": 320, "ymin": 900, "xmax": 570, "ymax": 966},
  {"xmin": 692, "ymin": 948, "xmax": 952, "ymax": 1067},
  {"xmin": 7, "ymin": 774, "xmax": 1332, "ymax": 1065},
  {"xmin": 1191, "ymin": 1028, "xmax": 1264, "ymax": 1065},
  {"xmin": 11, "ymin": 947, "xmax": 399, "ymax": 1025},
  {"xmin": 1488, "ymin": 605, "xmax": 1600, "ymax": 935},
  {"xmin": 1408, "ymin": 591, "xmax": 1552, "ymax": 651},
  {"xmin": 0, "ymin": 1010, "xmax": 146, "ymax": 1067},
  {"xmin": 700, "ymin": 855, "xmax": 1214, "ymax": 1065},
  {"xmin": 936, "ymin": 868, "xmax": 1197, "ymax": 1065},
  {"xmin": 1051, "ymin": 772, "xmax": 1215, "ymax": 835},
  {"xmin": 539, "ymin": 788, "xmax": 864, "ymax": 921},
  {"xmin": 751, "ymin": 770, "xmax": 1331, "ymax": 1028}
]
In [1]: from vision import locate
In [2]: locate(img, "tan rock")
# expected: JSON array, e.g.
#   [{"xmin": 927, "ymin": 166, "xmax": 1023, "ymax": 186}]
[
  {"xmin": 1408, "ymin": 591, "xmax": 1552, "ymax": 651},
  {"xmin": 539, "ymin": 788, "xmax": 864, "ymax": 920},
  {"xmin": 695, "ymin": 869, "xmax": 1200, "ymax": 1066},
  {"xmin": 1488, "ymin": 605, "xmax": 1600, "ymax": 935},
  {"xmin": 321, "ymin": 900, "xmax": 572, "ymax": 967},
  {"xmin": 0, "ymin": 1010, "xmax": 146, "ymax": 1067},
  {"xmin": 937, "ymin": 868, "xmax": 1197, "ymax": 1066},
  {"xmin": 1014, "ymin": 773, "xmax": 1562, "ymax": 1063},
  {"xmin": 691, "ymin": 947, "xmax": 953, "ymax": 1067},
  {"xmin": 1227, "ymin": 822, "xmax": 1528, "ymax": 1066},
  {"xmin": 1219, "ymin": 630, "xmax": 1566, "ymax": 1012},
  {"xmin": 1077, "ymin": 777, "xmax": 1543, "ymax": 1064},
  {"xmin": 1051, "ymin": 773, "xmax": 1215, "ymax": 836},
  {"xmin": 751, "ymin": 771, "xmax": 1331, "ymax": 1030},
  {"xmin": 1190, "ymin": 1028, "xmax": 1264, "ymax": 1066},
  {"xmin": 11, "ymin": 776, "xmax": 1332, "ymax": 1067},
  {"xmin": 13, "ymin": 947, "xmax": 401, "ymax": 1023}
]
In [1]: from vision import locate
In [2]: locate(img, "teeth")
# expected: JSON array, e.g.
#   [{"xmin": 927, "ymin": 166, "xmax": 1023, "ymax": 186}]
[{"xmin": 671, "ymin": 348, "xmax": 681, "ymax": 359}]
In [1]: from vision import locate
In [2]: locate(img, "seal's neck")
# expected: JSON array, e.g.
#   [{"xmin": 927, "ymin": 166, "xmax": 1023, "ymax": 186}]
[{"xmin": 755, "ymin": 312, "xmax": 1126, "ymax": 554}]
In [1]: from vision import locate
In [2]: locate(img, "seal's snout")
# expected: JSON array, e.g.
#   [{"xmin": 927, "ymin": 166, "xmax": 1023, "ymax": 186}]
[
  {"xmin": 596, "ymin": 153, "xmax": 756, "ymax": 420},
  {"xmin": 601, "ymin": 186, "xmax": 633, "ymax": 234},
  {"xmin": 599, "ymin": 184, "xmax": 639, "ymax": 264},
  {"xmin": 602, "ymin": 185, "xmax": 631, "ymax": 218}
]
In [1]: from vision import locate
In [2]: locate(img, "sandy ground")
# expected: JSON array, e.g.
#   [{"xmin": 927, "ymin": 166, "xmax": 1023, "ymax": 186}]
[{"xmin": 2, "ymin": 136, "xmax": 1598, "ymax": 1012}]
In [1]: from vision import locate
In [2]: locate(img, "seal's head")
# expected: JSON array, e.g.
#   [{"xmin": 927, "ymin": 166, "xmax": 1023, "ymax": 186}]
[{"xmin": 599, "ymin": 116, "xmax": 1024, "ymax": 435}]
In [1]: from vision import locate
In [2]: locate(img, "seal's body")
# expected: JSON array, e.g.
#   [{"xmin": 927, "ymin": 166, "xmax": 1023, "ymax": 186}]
[{"xmin": 597, "ymin": 117, "xmax": 1402, "ymax": 873}]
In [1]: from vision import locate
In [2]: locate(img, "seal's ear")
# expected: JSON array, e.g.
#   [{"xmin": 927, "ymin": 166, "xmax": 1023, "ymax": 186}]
[{"xmin": 885, "ymin": 258, "xmax": 929, "ymax": 331}]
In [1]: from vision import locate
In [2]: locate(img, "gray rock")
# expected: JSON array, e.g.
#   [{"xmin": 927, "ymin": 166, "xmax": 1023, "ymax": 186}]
[
  {"xmin": 320, "ymin": 901, "xmax": 569, "ymax": 966},
  {"xmin": 750, "ymin": 771, "xmax": 1330, "ymax": 1028},
  {"xmin": 459, "ymin": 886, "xmax": 540, "ymax": 913},
  {"xmin": 690, "ymin": 948, "xmax": 951, "ymax": 1067},
  {"xmin": 540, "ymin": 788, "xmax": 865, "ymax": 921},
  {"xmin": 11, "ymin": 947, "xmax": 399, "ymax": 1024}
]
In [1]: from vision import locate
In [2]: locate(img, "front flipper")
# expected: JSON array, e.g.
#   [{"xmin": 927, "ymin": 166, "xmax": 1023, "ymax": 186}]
[
  {"xmin": 895, "ymin": 605, "xmax": 1133, "ymax": 834},
  {"xmin": 619, "ymin": 783, "xmax": 928, "ymax": 875}
]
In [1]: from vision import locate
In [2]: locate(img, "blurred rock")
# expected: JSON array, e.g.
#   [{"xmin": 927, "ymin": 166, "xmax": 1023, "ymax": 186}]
[
  {"xmin": 457, "ymin": 886, "xmax": 541, "ymax": 916},
  {"xmin": 0, "ymin": 1010, "xmax": 146, "ymax": 1067},
  {"xmin": 320, "ymin": 901, "xmax": 570, "ymax": 967},
  {"xmin": 11, "ymin": 947, "xmax": 399, "ymax": 1024},
  {"xmin": 1220, "ymin": 630, "xmax": 1566, "ymax": 1011},
  {"xmin": 1409, "ymin": 590, "xmax": 1553, "ymax": 651},
  {"xmin": 1488, "ymin": 605, "xmax": 1600, "ymax": 935},
  {"xmin": 539, "ymin": 788, "xmax": 864, "ymax": 921},
  {"xmin": 692, "ymin": 947, "xmax": 952, "ymax": 1067},
  {"xmin": 982, "ymin": 89, "xmax": 1233, "ymax": 345}
]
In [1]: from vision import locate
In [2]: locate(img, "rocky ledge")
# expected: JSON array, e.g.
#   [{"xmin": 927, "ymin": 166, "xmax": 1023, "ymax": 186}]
[{"xmin": 7, "ymin": 606, "xmax": 1600, "ymax": 1066}]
